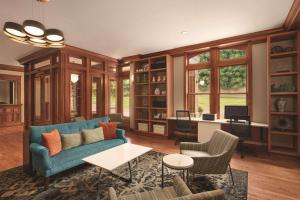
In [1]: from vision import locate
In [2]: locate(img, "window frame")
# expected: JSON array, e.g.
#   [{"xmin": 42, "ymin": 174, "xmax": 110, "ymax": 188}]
[{"xmin": 185, "ymin": 43, "xmax": 252, "ymax": 119}]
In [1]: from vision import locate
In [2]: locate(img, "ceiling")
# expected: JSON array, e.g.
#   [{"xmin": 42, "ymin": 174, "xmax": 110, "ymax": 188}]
[{"xmin": 0, "ymin": 0, "xmax": 294, "ymax": 66}]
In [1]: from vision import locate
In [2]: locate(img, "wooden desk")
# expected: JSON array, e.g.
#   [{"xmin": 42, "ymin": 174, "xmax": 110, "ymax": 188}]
[{"xmin": 167, "ymin": 117, "xmax": 268, "ymax": 145}]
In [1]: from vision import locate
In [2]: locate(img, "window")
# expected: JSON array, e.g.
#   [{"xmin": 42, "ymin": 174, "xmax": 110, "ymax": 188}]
[
  {"xmin": 219, "ymin": 48, "xmax": 246, "ymax": 60},
  {"xmin": 186, "ymin": 44, "xmax": 250, "ymax": 118},
  {"xmin": 122, "ymin": 79, "xmax": 130, "ymax": 117},
  {"xmin": 219, "ymin": 65, "xmax": 247, "ymax": 118},
  {"xmin": 70, "ymin": 73, "xmax": 81, "ymax": 118},
  {"xmin": 92, "ymin": 76, "xmax": 104, "ymax": 117},
  {"xmin": 109, "ymin": 79, "xmax": 117, "ymax": 113},
  {"xmin": 188, "ymin": 51, "xmax": 210, "ymax": 65},
  {"xmin": 187, "ymin": 69, "xmax": 211, "ymax": 114}
]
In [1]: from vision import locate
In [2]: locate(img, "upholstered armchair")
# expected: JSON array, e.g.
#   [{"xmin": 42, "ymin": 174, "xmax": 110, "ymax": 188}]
[
  {"xmin": 108, "ymin": 175, "xmax": 224, "ymax": 200},
  {"xmin": 180, "ymin": 129, "xmax": 239, "ymax": 184}
]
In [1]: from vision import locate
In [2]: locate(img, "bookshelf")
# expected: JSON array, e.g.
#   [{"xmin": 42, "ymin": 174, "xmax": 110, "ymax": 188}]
[
  {"xmin": 267, "ymin": 31, "xmax": 300, "ymax": 157},
  {"xmin": 133, "ymin": 55, "xmax": 173, "ymax": 136}
]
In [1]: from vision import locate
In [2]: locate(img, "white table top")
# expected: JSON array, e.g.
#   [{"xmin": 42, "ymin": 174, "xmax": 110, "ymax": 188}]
[
  {"xmin": 82, "ymin": 143, "xmax": 152, "ymax": 171},
  {"xmin": 167, "ymin": 117, "xmax": 268, "ymax": 128},
  {"xmin": 163, "ymin": 154, "xmax": 194, "ymax": 170}
]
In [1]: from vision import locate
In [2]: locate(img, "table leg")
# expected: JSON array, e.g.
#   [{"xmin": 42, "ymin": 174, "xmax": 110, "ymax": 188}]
[
  {"xmin": 182, "ymin": 170, "xmax": 185, "ymax": 182},
  {"xmin": 161, "ymin": 162, "xmax": 164, "ymax": 188},
  {"xmin": 98, "ymin": 168, "xmax": 103, "ymax": 193},
  {"xmin": 128, "ymin": 162, "xmax": 132, "ymax": 183}
]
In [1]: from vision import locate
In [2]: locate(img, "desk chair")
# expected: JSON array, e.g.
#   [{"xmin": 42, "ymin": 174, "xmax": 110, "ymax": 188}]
[
  {"xmin": 174, "ymin": 110, "xmax": 197, "ymax": 145},
  {"xmin": 229, "ymin": 115, "xmax": 251, "ymax": 158}
]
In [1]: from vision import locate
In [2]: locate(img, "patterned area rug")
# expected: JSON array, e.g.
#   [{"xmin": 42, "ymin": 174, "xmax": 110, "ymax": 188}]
[{"xmin": 0, "ymin": 151, "xmax": 247, "ymax": 200}]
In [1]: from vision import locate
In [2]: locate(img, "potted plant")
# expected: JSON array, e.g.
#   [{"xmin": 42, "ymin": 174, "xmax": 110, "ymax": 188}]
[{"xmin": 198, "ymin": 106, "xmax": 203, "ymax": 118}]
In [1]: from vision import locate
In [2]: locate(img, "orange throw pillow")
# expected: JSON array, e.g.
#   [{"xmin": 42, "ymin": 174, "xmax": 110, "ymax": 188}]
[
  {"xmin": 42, "ymin": 129, "xmax": 62, "ymax": 156},
  {"xmin": 99, "ymin": 122, "xmax": 117, "ymax": 139}
]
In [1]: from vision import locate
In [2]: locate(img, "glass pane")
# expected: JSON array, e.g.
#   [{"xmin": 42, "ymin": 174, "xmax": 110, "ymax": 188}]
[
  {"xmin": 220, "ymin": 65, "xmax": 247, "ymax": 93},
  {"xmin": 109, "ymin": 80, "xmax": 117, "ymax": 113},
  {"xmin": 70, "ymin": 74, "xmax": 81, "ymax": 118},
  {"xmin": 34, "ymin": 77, "xmax": 41, "ymax": 120},
  {"xmin": 188, "ymin": 69, "xmax": 211, "ymax": 93},
  {"xmin": 0, "ymin": 80, "xmax": 17, "ymax": 104},
  {"xmin": 91, "ymin": 60, "xmax": 104, "ymax": 70},
  {"xmin": 220, "ymin": 94, "xmax": 246, "ymax": 119},
  {"xmin": 92, "ymin": 77, "xmax": 104, "ymax": 116},
  {"xmin": 92, "ymin": 81, "xmax": 97, "ymax": 114},
  {"xmin": 122, "ymin": 79, "xmax": 130, "ymax": 117},
  {"xmin": 189, "ymin": 51, "xmax": 210, "ymax": 64},
  {"xmin": 220, "ymin": 49, "xmax": 246, "ymax": 60},
  {"xmin": 122, "ymin": 66, "xmax": 130, "ymax": 72},
  {"xmin": 44, "ymin": 76, "xmax": 51, "ymax": 121},
  {"xmin": 196, "ymin": 94, "xmax": 210, "ymax": 114},
  {"xmin": 187, "ymin": 94, "xmax": 210, "ymax": 114}
]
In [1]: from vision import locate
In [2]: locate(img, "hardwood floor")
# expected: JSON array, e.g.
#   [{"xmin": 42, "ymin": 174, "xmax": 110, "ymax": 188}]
[
  {"xmin": 0, "ymin": 127, "xmax": 299, "ymax": 200},
  {"xmin": 0, "ymin": 125, "xmax": 23, "ymax": 171}
]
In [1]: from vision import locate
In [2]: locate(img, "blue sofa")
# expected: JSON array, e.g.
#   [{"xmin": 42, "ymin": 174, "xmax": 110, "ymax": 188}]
[{"xmin": 30, "ymin": 117, "xmax": 127, "ymax": 178}]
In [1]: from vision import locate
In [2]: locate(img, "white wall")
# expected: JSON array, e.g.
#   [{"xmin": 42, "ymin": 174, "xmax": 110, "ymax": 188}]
[
  {"xmin": 252, "ymin": 43, "xmax": 268, "ymax": 123},
  {"xmin": 0, "ymin": 70, "xmax": 24, "ymax": 122}
]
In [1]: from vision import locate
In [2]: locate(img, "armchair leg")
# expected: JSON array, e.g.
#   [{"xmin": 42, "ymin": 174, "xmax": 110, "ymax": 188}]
[{"xmin": 228, "ymin": 164, "xmax": 234, "ymax": 186}]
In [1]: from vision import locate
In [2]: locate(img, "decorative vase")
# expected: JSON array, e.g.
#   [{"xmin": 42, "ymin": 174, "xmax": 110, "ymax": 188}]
[{"xmin": 275, "ymin": 97, "xmax": 287, "ymax": 112}]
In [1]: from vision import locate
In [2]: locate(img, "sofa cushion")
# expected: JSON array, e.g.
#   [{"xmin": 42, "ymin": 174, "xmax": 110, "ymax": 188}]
[
  {"xmin": 42, "ymin": 129, "xmax": 62, "ymax": 156},
  {"xmin": 99, "ymin": 122, "xmax": 117, "ymax": 139},
  {"xmin": 61, "ymin": 133, "xmax": 82, "ymax": 150},
  {"xmin": 31, "ymin": 117, "xmax": 109, "ymax": 145},
  {"xmin": 81, "ymin": 127, "xmax": 104, "ymax": 144}
]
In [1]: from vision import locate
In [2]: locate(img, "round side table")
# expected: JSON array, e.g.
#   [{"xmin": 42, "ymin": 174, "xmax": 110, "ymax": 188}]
[{"xmin": 161, "ymin": 154, "xmax": 194, "ymax": 188}]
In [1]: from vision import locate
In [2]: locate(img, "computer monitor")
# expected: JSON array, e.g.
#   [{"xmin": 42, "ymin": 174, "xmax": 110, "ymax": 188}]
[{"xmin": 224, "ymin": 105, "xmax": 248, "ymax": 120}]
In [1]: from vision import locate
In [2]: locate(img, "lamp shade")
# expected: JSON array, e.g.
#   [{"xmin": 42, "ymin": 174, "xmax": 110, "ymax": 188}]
[
  {"xmin": 3, "ymin": 22, "xmax": 26, "ymax": 38},
  {"xmin": 48, "ymin": 42, "xmax": 65, "ymax": 48},
  {"xmin": 23, "ymin": 20, "xmax": 45, "ymax": 37},
  {"xmin": 45, "ymin": 29, "xmax": 64, "ymax": 42}
]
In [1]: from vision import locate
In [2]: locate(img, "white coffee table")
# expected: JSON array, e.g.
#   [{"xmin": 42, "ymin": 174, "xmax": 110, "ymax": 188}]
[
  {"xmin": 83, "ymin": 143, "xmax": 152, "ymax": 183},
  {"xmin": 162, "ymin": 154, "xmax": 194, "ymax": 187}
]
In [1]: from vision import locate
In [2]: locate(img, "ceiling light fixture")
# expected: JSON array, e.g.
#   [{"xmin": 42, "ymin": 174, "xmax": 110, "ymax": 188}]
[{"xmin": 2, "ymin": 0, "xmax": 65, "ymax": 48}]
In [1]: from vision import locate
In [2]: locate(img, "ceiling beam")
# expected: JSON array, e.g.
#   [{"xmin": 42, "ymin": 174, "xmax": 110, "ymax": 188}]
[
  {"xmin": 0, "ymin": 64, "xmax": 24, "ymax": 72},
  {"xmin": 284, "ymin": 0, "xmax": 300, "ymax": 30}
]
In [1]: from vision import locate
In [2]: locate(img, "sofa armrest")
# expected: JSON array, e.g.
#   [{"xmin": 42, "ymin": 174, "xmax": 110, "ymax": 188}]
[
  {"xmin": 174, "ymin": 189, "xmax": 224, "ymax": 200},
  {"xmin": 108, "ymin": 187, "xmax": 118, "ymax": 200},
  {"xmin": 180, "ymin": 142, "xmax": 209, "ymax": 152},
  {"xmin": 173, "ymin": 175, "xmax": 192, "ymax": 197},
  {"xmin": 30, "ymin": 143, "xmax": 51, "ymax": 171},
  {"xmin": 116, "ymin": 129, "xmax": 127, "ymax": 143}
]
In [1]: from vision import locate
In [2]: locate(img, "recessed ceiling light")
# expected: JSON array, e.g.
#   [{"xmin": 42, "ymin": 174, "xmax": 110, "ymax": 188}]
[{"xmin": 181, "ymin": 31, "xmax": 188, "ymax": 35}]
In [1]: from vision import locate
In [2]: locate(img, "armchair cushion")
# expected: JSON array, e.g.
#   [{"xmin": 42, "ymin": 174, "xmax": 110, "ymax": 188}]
[
  {"xmin": 181, "ymin": 150, "xmax": 211, "ymax": 158},
  {"xmin": 173, "ymin": 175, "xmax": 192, "ymax": 197},
  {"xmin": 118, "ymin": 187, "xmax": 177, "ymax": 200}
]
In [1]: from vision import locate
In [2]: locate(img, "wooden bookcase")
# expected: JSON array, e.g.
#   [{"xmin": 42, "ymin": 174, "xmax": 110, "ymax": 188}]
[
  {"xmin": 267, "ymin": 31, "xmax": 300, "ymax": 157},
  {"xmin": 133, "ymin": 55, "xmax": 173, "ymax": 136}
]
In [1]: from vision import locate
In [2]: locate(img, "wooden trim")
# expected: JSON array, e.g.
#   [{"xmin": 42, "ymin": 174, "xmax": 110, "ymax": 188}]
[
  {"xmin": 0, "ymin": 64, "xmax": 24, "ymax": 72},
  {"xmin": 284, "ymin": 0, "xmax": 300, "ymax": 30},
  {"xmin": 121, "ymin": 28, "xmax": 283, "ymax": 60}
]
